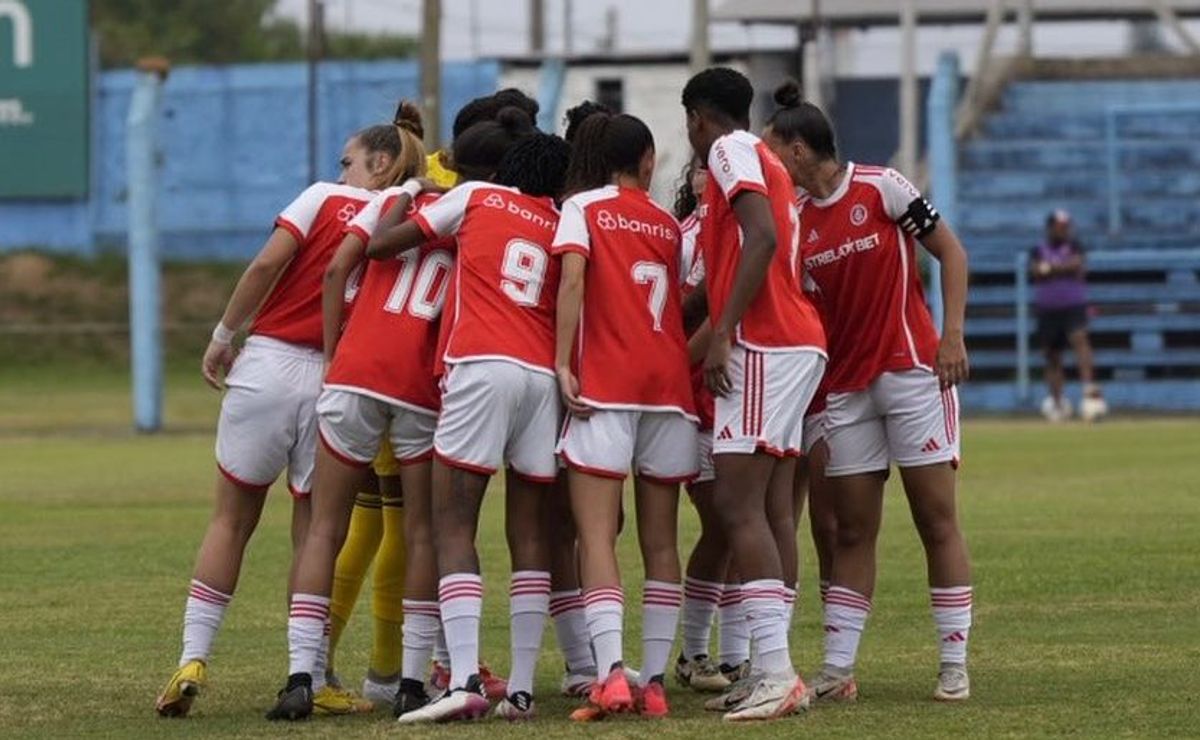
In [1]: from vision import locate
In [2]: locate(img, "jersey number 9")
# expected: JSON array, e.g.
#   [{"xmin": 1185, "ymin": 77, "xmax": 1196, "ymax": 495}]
[{"xmin": 501, "ymin": 239, "xmax": 548, "ymax": 307}]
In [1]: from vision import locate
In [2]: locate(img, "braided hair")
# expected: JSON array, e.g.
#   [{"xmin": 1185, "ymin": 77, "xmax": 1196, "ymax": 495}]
[{"xmin": 563, "ymin": 112, "xmax": 654, "ymax": 196}]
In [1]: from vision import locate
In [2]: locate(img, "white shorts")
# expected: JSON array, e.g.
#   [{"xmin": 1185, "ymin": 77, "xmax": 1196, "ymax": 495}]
[
  {"xmin": 712, "ymin": 347, "xmax": 826, "ymax": 457},
  {"xmin": 434, "ymin": 360, "xmax": 560, "ymax": 482},
  {"xmin": 215, "ymin": 336, "xmax": 323, "ymax": 497},
  {"xmin": 824, "ymin": 370, "xmax": 961, "ymax": 477},
  {"xmin": 693, "ymin": 431, "xmax": 715, "ymax": 485},
  {"xmin": 316, "ymin": 388, "xmax": 437, "ymax": 467},
  {"xmin": 558, "ymin": 410, "xmax": 699, "ymax": 483},
  {"xmin": 802, "ymin": 411, "xmax": 827, "ymax": 456}
]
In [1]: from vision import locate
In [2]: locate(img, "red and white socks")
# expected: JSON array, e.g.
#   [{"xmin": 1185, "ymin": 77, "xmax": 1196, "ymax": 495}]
[
  {"xmin": 287, "ymin": 593, "xmax": 330, "ymax": 679},
  {"xmin": 822, "ymin": 586, "xmax": 871, "ymax": 670},
  {"xmin": 550, "ymin": 589, "xmax": 596, "ymax": 677},
  {"xmin": 401, "ymin": 598, "xmax": 441, "ymax": 682},
  {"xmin": 642, "ymin": 580, "xmax": 683, "ymax": 682},
  {"xmin": 681, "ymin": 576, "xmax": 722, "ymax": 660},
  {"xmin": 782, "ymin": 583, "xmax": 798, "ymax": 631},
  {"xmin": 717, "ymin": 583, "xmax": 750, "ymax": 668},
  {"xmin": 742, "ymin": 578, "xmax": 793, "ymax": 678},
  {"xmin": 180, "ymin": 579, "xmax": 231, "ymax": 665},
  {"xmin": 439, "ymin": 573, "xmax": 483, "ymax": 690},
  {"xmin": 508, "ymin": 571, "xmax": 551, "ymax": 696},
  {"xmin": 931, "ymin": 586, "xmax": 973, "ymax": 665},
  {"xmin": 583, "ymin": 586, "xmax": 624, "ymax": 674}
]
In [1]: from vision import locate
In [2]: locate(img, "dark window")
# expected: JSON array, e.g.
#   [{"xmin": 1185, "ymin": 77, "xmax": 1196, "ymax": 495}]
[{"xmin": 595, "ymin": 78, "xmax": 624, "ymax": 114}]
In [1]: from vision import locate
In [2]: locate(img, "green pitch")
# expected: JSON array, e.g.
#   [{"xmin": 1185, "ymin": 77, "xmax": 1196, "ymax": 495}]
[{"xmin": 1, "ymin": 368, "xmax": 1198, "ymax": 738}]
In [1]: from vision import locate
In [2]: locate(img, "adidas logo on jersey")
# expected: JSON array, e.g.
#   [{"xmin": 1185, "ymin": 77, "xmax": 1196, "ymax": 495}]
[
  {"xmin": 808, "ymin": 228, "xmax": 819, "ymax": 244},
  {"xmin": 921, "ymin": 438, "xmax": 941, "ymax": 453},
  {"xmin": 717, "ymin": 426, "xmax": 734, "ymax": 441},
  {"xmin": 595, "ymin": 209, "xmax": 676, "ymax": 241},
  {"xmin": 482, "ymin": 191, "xmax": 555, "ymax": 230}
]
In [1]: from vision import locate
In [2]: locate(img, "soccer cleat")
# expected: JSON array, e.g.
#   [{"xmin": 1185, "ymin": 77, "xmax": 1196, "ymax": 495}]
[
  {"xmin": 361, "ymin": 676, "xmax": 400, "ymax": 710},
  {"xmin": 569, "ymin": 665, "xmax": 634, "ymax": 721},
  {"xmin": 1080, "ymin": 388, "xmax": 1108, "ymax": 423},
  {"xmin": 723, "ymin": 675, "xmax": 809, "ymax": 722},
  {"xmin": 561, "ymin": 666, "xmax": 597, "ymax": 697},
  {"xmin": 494, "ymin": 690, "xmax": 536, "ymax": 721},
  {"xmin": 312, "ymin": 684, "xmax": 373, "ymax": 715},
  {"xmin": 704, "ymin": 670, "xmax": 764, "ymax": 712},
  {"xmin": 933, "ymin": 663, "xmax": 970, "ymax": 701},
  {"xmin": 639, "ymin": 680, "xmax": 669, "ymax": 718},
  {"xmin": 719, "ymin": 659, "xmax": 752, "ymax": 684},
  {"xmin": 155, "ymin": 659, "xmax": 207, "ymax": 718},
  {"xmin": 397, "ymin": 675, "xmax": 489, "ymax": 724},
  {"xmin": 676, "ymin": 654, "xmax": 731, "ymax": 693},
  {"xmin": 478, "ymin": 663, "xmax": 508, "ymax": 701},
  {"xmin": 428, "ymin": 661, "xmax": 451, "ymax": 693},
  {"xmin": 807, "ymin": 666, "xmax": 858, "ymax": 703},
  {"xmin": 392, "ymin": 678, "xmax": 431, "ymax": 719},
  {"xmin": 264, "ymin": 674, "xmax": 314, "ymax": 721}
]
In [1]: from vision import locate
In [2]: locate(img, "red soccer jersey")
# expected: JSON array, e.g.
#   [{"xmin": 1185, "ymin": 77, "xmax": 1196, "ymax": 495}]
[
  {"xmin": 324, "ymin": 189, "xmax": 454, "ymax": 413},
  {"xmin": 251, "ymin": 182, "xmax": 373, "ymax": 349},
  {"xmin": 799, "ymin": 163, "xmax": 941, "ymax": 393},
  {"xmin": 552, "ymin": 186, "xmax": 696, "ymax": 419},
  {"xmin": 412, "ymin": 181, "xmax": 561, "ymax": 374},
  {"xmin": 679, "ymin": 210, "xmax": 715, "ymax": 430},
  {"xmin": 699, "ymin": 130, "xmax": 825, "ymax": 353}
]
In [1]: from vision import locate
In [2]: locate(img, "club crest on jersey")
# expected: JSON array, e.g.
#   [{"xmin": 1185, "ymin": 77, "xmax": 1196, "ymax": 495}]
[
  {"xmin": 850, "ymin": 203, "xmax": 868, "ymax": 226},
  {"xmin": 336, "ymin": 203, "xmax": 360, "ymax": 223},
  {"xmin": 595, "ymin": 209, "xmax": 676, "ymax": 241}
]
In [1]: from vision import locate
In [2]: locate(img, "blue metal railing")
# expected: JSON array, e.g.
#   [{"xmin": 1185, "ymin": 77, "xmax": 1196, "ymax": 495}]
[
  {"xmin": 925, "ymin": 50, "xmax": 960, "ymax": 332},
  {"xmin": 1104, "ymin": 102, "xmax": 1200, "ymax": 235}
]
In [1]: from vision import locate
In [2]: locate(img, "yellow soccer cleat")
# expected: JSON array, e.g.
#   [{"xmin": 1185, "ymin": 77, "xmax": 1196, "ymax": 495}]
[
  {"xmin": 155, "ymin": 660, "xmax": 207, "ymax": 718},
  {"xmin": 313, "ymin": 684, "xmax": 374, "ymax": 716}
]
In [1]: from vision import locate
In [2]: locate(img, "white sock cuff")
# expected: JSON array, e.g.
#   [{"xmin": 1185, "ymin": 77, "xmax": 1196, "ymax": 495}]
[
  {"xmin": 741, "ymin": 578, "xmax": 785, "ymax": 604},
  {"xmin": 549, "ymin": 589, "xmax": 585, "ymax": 616},
  {"xmin": 643, "ymin": 580, "xmax": 683, "ymax": 609},
  {"xmin": 510, "ymin": 571, "xmax": 551, "ymax": 598},
  {"xmin": 189, "ymin": 579, "xmax": 232, "ymax": 606},
  {"xmin": 439, "ymin": 573, "xmax": 483, "ymax": 603},
  {"xmin": 403, "ymin": 599, "xmax": 441, "ymax": 617},
  {"xmin": 930, "ymin": 586, "xmax": 973, "ymax": 608},
  {"xmin": 583, "ymin": 586, "xmax": 624, "ymax": 610},
  {"xmin": 289, "ymin": 593, "xmax": 331, "ymax": 621},
  {"xmin": 684, "ymin": 576, "xmax": 723, "ymax": 604},
  {"xmin": 826, "ymin": 586, "xmax": 872, "ymax": 613}
]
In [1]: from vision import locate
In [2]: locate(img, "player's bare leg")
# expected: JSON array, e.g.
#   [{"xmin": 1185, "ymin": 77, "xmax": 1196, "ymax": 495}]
[
  {"xmin": 568, "ymin": 469, "xmax": 635, "ymax": 719},
  {"xmin": 497, "ymin": 473, "xmax": 551, "ymax": 719},
  {"xmin": 899, "ymin": 462, "xmax": 973, "ymax": 700},
  {"xmin": 156, "ymin": 475, "xmax": 268, "ymax": 717},
  {"xmin": 1069, "ymin": 328, "xmax": 1107, "ymax": 420},
  {"xmin": 678, "ymin": 479, "xmax": 733, "ymax": 691},
  {"xmin": 804, "ymin": 440, "xmax": 837, "ymax": 599},
  {"xmin": 766, "ymin": 456, "xmax": 799, "ymax": 603},
  {"xmin": 268, "ymin": 446, "xmax": 366, "ymax": 721},
  {"xmin": 1042, "ymin": 348, "xmax": 1068, "ymax": 420},
  {"xmin": 813, "ymin": 471, "xmax": 885, "ymax": 704},
  {"xmin": 546, "ymin": 473, "xmax": 596, "ymax": 696},
  {"xmin": 392, "ymin": 461, "xmax": 437, "ymax": 717}
]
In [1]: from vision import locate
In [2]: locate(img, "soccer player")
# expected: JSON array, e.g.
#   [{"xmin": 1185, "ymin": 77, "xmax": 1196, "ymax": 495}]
[
  {"xmin": 763, "ymin": 81, "xmax": 974, "ymax": 702},
  {"xmin": 679, "ymin": 67, "xmax": 827, "ymax": 721},
  {"xmin": 672, "ymin": 159, "xmax": 751, "ymax": 693},
  {"xmin": 155, "ymin": 122, "xmax": 404, "ymax": 718},
  {"xmin": 553, "ymin": 112, "xmax": 698, "ymax": 720},
  {"xmin": 368, "ymin": 116, "xmax": 573, "ymax": 723}
]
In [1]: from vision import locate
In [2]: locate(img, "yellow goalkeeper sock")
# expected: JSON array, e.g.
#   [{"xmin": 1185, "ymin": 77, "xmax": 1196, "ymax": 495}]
[
  {"xmin": 369, "ymin": 495, "xmax": 406, "ymax": 680},
  {"xmin": 328, "ymin": 492, "xmax": 383, "ymax": 674}
]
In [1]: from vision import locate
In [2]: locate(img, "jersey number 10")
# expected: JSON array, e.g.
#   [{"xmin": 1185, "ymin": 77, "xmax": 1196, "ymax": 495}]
[{"xmin": 384, "ymin": 250, "xmax": 453, "ymax": 319}]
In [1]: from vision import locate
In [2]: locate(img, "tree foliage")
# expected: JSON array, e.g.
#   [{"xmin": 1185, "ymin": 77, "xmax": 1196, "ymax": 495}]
[{"xmin": 92, "ymin": 0, "xmax": 417, "ymax": 68}]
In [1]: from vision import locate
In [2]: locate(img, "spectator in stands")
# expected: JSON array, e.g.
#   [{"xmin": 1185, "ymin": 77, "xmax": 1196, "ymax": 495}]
[{"xmin": 1030, "ymin": 209, "xmax": 1107, "ymax": 421}]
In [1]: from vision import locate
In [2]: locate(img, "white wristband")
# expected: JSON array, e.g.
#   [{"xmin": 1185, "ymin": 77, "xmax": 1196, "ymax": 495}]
[
  {"xmin": 399, "ymin": 178, "xmax": 423, "ymax": 200},
  {"xmin": 211, "ymin": 322, "xmax": 235, "ymax": 345}
]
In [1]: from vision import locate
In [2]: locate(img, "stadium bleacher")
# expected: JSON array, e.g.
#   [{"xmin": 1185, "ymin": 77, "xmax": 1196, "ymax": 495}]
[{"xmin": 958, "ymin": 78, "xmax": 1200, "ymax": 411}]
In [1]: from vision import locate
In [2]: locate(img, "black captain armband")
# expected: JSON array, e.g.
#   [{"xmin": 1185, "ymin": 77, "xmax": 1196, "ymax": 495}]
[{"xmin": 898, "ymin": 197, "xmax": 940, "ymax": 238}]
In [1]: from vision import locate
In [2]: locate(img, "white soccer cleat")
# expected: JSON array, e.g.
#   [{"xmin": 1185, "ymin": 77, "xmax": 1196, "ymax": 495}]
[
  {"xmin": 704, "ymin": 670, "xmax": 765, "ymax": 712},
  {"xmin": 1040, "ymin": 395, "xmax": 1072, "ymax": 422},
  {"xmin": 933, "ymin": 663, "xmax": 970, "ymax": 701},
  {"xmin": 361, "ymin": 676, "xmax": 400, "ymax": 710},
  {"xmin": 722, "ymin": 674, "xmax": 809, "ymax": 722},
  {"xmin": 493, "ymin": 691, "xmax": 535, "ymax": 721},
  {"xmin": 396, "ymin": 679, "xmax": 489, "ymax": 724},
  {"xmin": 806, "ymin": 666, "xmax": 858, "ymax": 703},
  {"xmin": 676, "ymin": 654, "xmax": 731, "ymax": 693}
]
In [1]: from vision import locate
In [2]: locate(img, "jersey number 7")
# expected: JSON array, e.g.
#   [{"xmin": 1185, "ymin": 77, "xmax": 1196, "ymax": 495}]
[{"xmin": 632, "ymin": 261, "xmax": 668, "ymax": 332}]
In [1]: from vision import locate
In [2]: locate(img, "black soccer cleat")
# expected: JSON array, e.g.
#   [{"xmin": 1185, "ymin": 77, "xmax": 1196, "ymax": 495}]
[
  {"xmin": 264, "ymin": 673, "xmax": 314, "ymax": 721},
  {"xmin": 393, "ymin": 678, "xmax": 430, "ymax": 719}
]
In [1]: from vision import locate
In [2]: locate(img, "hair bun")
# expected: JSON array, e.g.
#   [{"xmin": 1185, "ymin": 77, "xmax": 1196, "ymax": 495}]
[
  {"xmin": 773, "ymin": 80, "xmax": 803, "ymax": 109},
  {"xmin": 393, "ymin": 100, "xmax": 425, "ymax": 138},
  {"xmin": 495, "ymin": 105, "xmax": 534, "ymax": 134}
]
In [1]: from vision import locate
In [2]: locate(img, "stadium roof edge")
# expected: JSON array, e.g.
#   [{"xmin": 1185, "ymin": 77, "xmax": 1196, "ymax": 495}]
[
  {"xmin": 495, "ymin": 49, "xmax": 754, "ymax": 67},
  {"xmin": 714, "ymin": 0, "xmax": 1200, "ymax": 26}
]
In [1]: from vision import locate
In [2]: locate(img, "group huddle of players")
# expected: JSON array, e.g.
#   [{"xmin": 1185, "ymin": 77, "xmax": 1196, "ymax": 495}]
[{"xmin": 155, "ymin": 67, "xmax": 975, "ymax": 725}]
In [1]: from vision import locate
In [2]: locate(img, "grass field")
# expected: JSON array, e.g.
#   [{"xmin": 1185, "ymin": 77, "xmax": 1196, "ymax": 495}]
[{"xmin": 2, "ymin": 366, "xmax": 1198, "ymax": 739}]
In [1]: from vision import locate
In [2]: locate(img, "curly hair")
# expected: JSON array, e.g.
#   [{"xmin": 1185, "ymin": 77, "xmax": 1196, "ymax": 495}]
[
  {"xmin": 495, "ymin": 132, "xmax": 571, "ymax": 199},
  {"xmin": 681, "ymin": 66, "xmax": 754, "ymax": 125}
]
